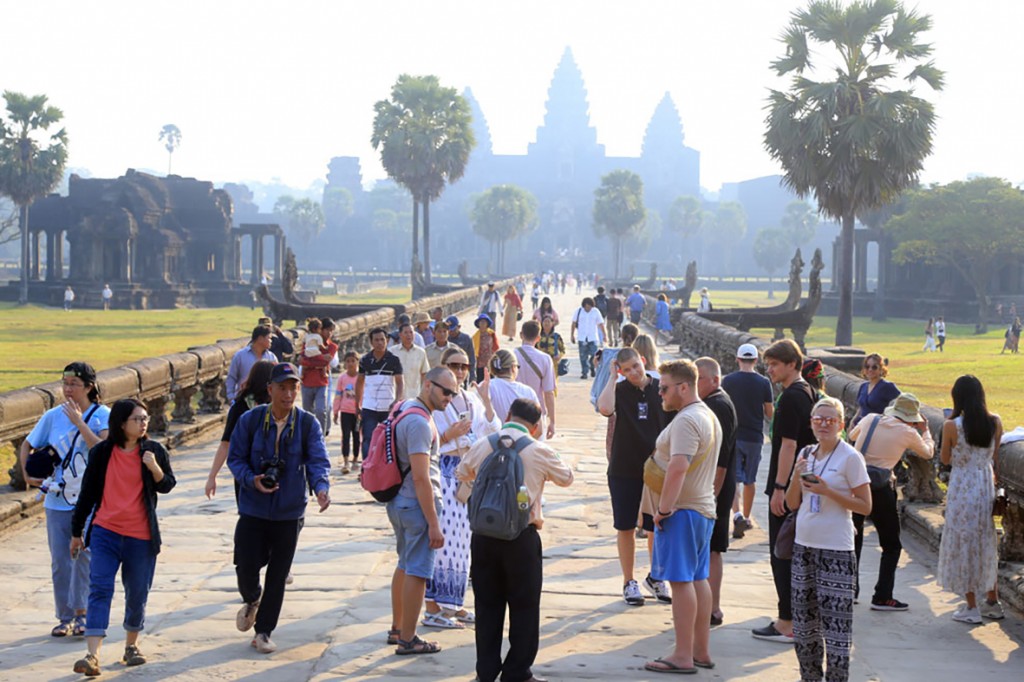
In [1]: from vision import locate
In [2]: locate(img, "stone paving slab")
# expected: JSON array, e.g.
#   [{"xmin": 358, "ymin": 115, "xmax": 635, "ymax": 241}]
[{"xmin": 0, "ymin": 290, "xmax": 1022, "ymax": 680}]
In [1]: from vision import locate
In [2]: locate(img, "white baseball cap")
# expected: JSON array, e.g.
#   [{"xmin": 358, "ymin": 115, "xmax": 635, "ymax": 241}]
[{"xmin": 736, "ymin": 343, "xmax": 759, "ymax": 360}]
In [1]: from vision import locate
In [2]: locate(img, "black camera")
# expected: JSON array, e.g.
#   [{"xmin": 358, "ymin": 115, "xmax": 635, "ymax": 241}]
[{"xmin": 260, "ymin": 459, "xmax": 282, "ymax": 488}]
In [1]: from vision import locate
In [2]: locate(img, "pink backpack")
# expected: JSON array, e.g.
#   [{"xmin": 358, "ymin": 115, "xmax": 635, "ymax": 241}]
[{"xmin": 360, "ymin": 400, "xmax": 433, "ymax": 502}]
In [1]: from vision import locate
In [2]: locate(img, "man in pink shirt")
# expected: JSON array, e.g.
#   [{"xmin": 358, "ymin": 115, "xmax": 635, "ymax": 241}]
[{"xmin": 513, "ymin": 320, "xmax": 556, "ymax": 440}]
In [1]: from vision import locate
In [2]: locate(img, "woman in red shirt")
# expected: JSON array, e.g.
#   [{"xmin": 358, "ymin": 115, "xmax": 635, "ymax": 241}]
[{"xmin": 70, "ymin": 399, "xmax": 176, "ymax": 677}]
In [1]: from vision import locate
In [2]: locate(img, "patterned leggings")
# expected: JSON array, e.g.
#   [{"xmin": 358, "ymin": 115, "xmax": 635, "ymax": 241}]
[{"xmin": 792, "ymin": 544, "xmax": 856, "ymax": 682}]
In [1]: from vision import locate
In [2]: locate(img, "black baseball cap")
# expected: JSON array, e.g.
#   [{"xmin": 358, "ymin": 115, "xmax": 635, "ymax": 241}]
[{"xmin": 270, "ymin": 363, "xmax": 300, "ymax": 383}]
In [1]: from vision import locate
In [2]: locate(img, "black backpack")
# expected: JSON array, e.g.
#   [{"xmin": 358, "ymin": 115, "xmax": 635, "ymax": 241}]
[{"xmin": 467, "ymin": 433, "xmax": 531, "ymax": 540}]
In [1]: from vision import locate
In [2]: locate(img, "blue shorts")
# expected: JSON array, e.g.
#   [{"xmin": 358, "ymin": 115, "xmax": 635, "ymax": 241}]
[
  {"xmin": 734, "ymin": 439, "xmax": 763, "ymax": 485},
  {"xmin": 651, "ymin": 509, "xmax": 713, "ymax": 583},
  {"xmin": 387, "ymin": 495, "xmax": 441, "ymax": 579}
]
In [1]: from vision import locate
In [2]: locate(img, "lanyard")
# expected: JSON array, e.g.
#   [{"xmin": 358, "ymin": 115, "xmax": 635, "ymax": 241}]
[{"xmin": 502, "ymin": 422, "xmax": 530, "ymax": 434}]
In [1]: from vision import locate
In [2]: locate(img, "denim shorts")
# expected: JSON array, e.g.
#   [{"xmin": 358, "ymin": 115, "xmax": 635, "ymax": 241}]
[
  {"xmin": 651, "ymin": 509, "xmax": 713, "ymax": 583},
  {"xmin": 734, "ymin": 439, "xmax": 763, "ymax": 485},
  {"xmin": 387, "ymin": 495, "xmax": 441, "ymax": 579}
]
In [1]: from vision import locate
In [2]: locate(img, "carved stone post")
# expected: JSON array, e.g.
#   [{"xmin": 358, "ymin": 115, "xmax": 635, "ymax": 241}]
[
  {"xmin": 171, "ymin": 385, "xmax": 199, "ymax": 423},
  {"xmin": 274, "ymin": 234, "xmax": 283, "ymax": 285},
  {"xmin": 199, "ymin": 376, "xmax": 226, "ymax": 413},
  {"xmin": 145, "ymin": 396, "xmax": 170, "ymax": 434},
  {"xmin": 250, "ymin": 234, "xmax": 260, "ymax": 286},
  {"xmin": 7, "ymin": 436, "xmax": 26, "ymax": 490},
  {"xmin": 902, "ymin": 454, "xmax": 944, "ymax": 503},
  {"xmin": 1000, "ymin": 501, "xmax": 1024, "ymax": 562}
]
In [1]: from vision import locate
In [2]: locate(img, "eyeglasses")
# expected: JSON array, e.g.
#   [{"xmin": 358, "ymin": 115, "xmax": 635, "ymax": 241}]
[
  {"xmin": 811, "ymin": 416, "xmax": 838, "ymax": 427},
  {"xmin": 129, "ymin": 415, "xmax": 151, "ymax": 424},
  {"xmin": 446, "ymin": 362, "xmax": 470, "ymax": 371},
  {"xmin": 864, "ymin": 364, "xmax": 879, "ymax": 370},
  {"xmin": 657, "ymin": 382, "xmax": 682, "ymax": 394},
  {"xmin": 430, "ymin": 380, "xmax": 458, "ymax": 398}
]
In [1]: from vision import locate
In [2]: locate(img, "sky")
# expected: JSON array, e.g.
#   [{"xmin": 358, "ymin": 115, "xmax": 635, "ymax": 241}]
[{"xmin": 3, "ymin": 0, "xmax": 1022, "ymax": 196}]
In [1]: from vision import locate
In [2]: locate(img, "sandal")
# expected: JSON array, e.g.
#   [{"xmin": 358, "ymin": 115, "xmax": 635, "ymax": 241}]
[
  {"xmin": 51, "ymin": 621, "xmax": 73, "ymax": 637},
  {"xmin": 395, "ymin": 635, "xmax": 441, "ymax": 655},
  {"xmin": 386, "ymin": 628, "xmax": 400, "ymax": 645},
  {"xmin": 72, "ymin": 615, "xmax": 86, "ymax": 636},
  {"xmin": 422, "ymin": 610, "xmax": 465, "ymax": 629},
  {"xmin": 449, "ymin": 609, "xmax": 476, "ymax": 624}
]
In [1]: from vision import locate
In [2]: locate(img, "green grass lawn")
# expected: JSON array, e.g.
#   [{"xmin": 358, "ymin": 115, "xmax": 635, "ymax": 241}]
[{"xmin": 316, "ymin": 287, "xmax": 412, "ymax": 305}]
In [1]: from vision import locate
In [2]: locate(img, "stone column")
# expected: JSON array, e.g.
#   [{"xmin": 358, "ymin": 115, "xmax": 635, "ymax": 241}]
[
  {"xmin": 273, "ymin": 234, "xmax": 283, "ymax": 284},
  {"xmin": 45, "ymin": 232, "xmax": 56, "ymax": 281},
  {"xmin": 233, "ymin": 236, "xmax": 242, "ymax": 281},
  {"xmin": 30, "ymin": 232, "xmax": 41, "ymax": 280},
  {"xmin": 171, "ymin": 385, "xmax": 198, "ymax": 423},
  {"xmin": 855, "ymin": 240, "xmax": 867, "ymax": 293},
  {"xmin": 256, "ymin": 236, "xmax": 265, "ymax": 284},
  {"xmin": 250, "ymin": 234, "xmax": 259, "ymax": 286},
  {"xmin": 54, "ymin": 232, "xmax": 64, "ymax": 280},
  {"xmin": 830, "ymin": 239, "xmax": 839, "ymax": 292},
  {"xmin": 872, "ymin": 239, "xmax": 888, "ymax": 321}
]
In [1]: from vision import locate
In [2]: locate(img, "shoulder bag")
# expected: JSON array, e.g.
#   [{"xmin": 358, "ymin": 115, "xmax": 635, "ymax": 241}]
[
  {"xmin": 858, "ymin": 414, "xmax": 892, "ymax": 490},
  {"xmin": 774, "ymin": 444, "xmax": 816, "ymax": 560}
]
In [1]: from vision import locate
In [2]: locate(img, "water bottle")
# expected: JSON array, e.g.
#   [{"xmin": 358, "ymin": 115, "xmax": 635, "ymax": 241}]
[{"xmin": 517, "ymin": 485, "xmax": 529, "ymax": 511}]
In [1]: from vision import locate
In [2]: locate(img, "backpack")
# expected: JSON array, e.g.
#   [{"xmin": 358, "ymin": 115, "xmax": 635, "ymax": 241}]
[
  {"xmin": 467, "ymin": 433, "xmax": 532, "ymax": 540},
  {"xmin": 361, "ymin": 400, "xmax": 433, "ymax": 502}
]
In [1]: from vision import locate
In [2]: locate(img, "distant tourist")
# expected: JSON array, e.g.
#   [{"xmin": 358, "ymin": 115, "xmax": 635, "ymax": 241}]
[
  {"xmin": 425, "ymin": 320, "xmax": 452, "ymax": 369},
  {"xmin": 332, "ymin": 351, "xmax": 361, "ymax": 474},
  {"xmin": 445, "ymin": 316, "xmax": 476, "ymax": 377},
  {"xmin": 626, "ymin": 285, "xmax": 645, "ymax": 324},
  {"xmin": 537, "ymin": 315, "xmax": 567, "ymax": 393},
  {"xmin": 570, "ymin": 297, "xmax": 606, "ymax": 380},
  {"xmin": 502, "ymin": 284, "xmax": 522, "ymax": 342},
  {"xmin": 937, "ymin": 375, "xmax": 1005, "ymax": 624},
  {"xmin": 935, "ymin": 316, "xmax": 946, "ymax": 352},
  {"xmin": 530, "ymin": 281, "xmax": 540, "ymax": 311},
  {"xmin": 513, "ymin": 320, "xmax": 557, "ymax": 440},
  {"xmin": 101, "ymin": 284, "xmax": 112, "ymax": 311},
  {"xmin": 225, "ymin": 326, "xmax": 279, "ymax": 402},
  {"xmin": 486, "ymin": 350, "xmax": 539, "ymax": 423},
  {"xmin": 64, "ymin": 285, "xmax": 75, "ymax": 312},
  {"xmin": 70, "ymin": 399, "xmax": 176, "ymax": 675},
  {"xmin": 923, "ymin": 317, "xmax": 936, "ymax": 352},
  {"xmin": 298, "ymin": 318, "xmax": 336, "ymax": 437},
  {"xmin": 532, "ymin": 296, "xmax": 560, "ymax": 328},
  {"xmin": 697, "ymin": 287, "xmax": 712, "ymax": 313},
  {"xmin": 606, "ymin": 288, "xmax": 624, "ymax": 346},
  {"xmin": 594, "ymin": 285, "xmax": 609, "ymax": 317},
  {"xmin": 413, "ymin": 312, "xmax": 434, "ymax": 346},
  {"xmin": 721, "ymin": 344, "xmax": 773, "ymax": 540},
  {"xmin": 355, "ymin": 327, "xmax": 404, "ymax": 459},
  {"xmin": 1001, "ymin": 317, "xmax": 1021, "ymax": 354},
  {"xmin": 655, "ymin": 293, "xmax": 672, "ymax": 345},
  {"xmin": 390, "ymin": 323, "xmax": 431, "ymax": 400},
  {"xmin": 786, "ymin": 397, "xmax": 871, "ymax": 682},
  {"xmin": 850, "ymin": 353, "xmax": 899, "ymax": 427},
  {"xmin": 258, "ymin": 317, "xmax": 294, "ymax": 363},
  {"xmin": 472, "ymin": 314, "xmax": 500, "ymax": 384},
  {"xmin": 205, "ymin": 360, "xmax": 274, "ymax": 499},
  {"xmin": 478, "ymin": 282, "xmax": 503, "ymax": 320}
]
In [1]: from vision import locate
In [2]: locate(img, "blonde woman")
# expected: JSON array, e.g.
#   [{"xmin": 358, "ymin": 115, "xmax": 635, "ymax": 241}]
[{"xmin": 631, "ymin": 334, "xmax": 660, "ymax": 376}]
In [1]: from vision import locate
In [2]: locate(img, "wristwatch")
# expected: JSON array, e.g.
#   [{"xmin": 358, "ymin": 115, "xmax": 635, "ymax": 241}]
[{"xmin": 774, "ymin": 482, "xmax": 788, "ymax": 491}]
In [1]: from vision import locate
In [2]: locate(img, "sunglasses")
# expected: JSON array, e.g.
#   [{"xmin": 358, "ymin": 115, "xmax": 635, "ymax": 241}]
[
  {"xmin": 430, "ymin": 380, "xmax": 458, "ymax": 398},
  {"xmin": 811, "ymin": 416, "xmax": 838, "ymax": 426},
  {"xmin": 446, "ymin": 362, "xmax": 471, "ymax": 371},
  {"xmin": 657, "ymin": 382, "xmax": 682, "ymax": 394},
  {"xmin": 864, "ymin": 364, "xmax": 879, "ymax": 370}
]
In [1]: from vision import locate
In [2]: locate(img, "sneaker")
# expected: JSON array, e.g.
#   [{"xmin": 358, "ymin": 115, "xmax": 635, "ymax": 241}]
[
  {"xmin": 623, "ymin": 580, "xmax": 645, "ymax": 606},
  {"xmin": 751, "ymin": 622, "xmax": 795, "ymax": 643},
  {"xmin": 122, "ymin": 644, "xmax": 146, "ymax": 666},
  {"xmin": 732, "ymin": 514, "xmax": 746, "ymax": 539},
  {"xmin": 643, "ymin": 574, "xmax": 672, "ymax": 604},
  {"xmin": 286, "ymin": 573, "xmax": 294, "ymax": 585},
  {"xmin": 341, "ymin": 464, "xmax": 351, "ymax": 474},
  {"xmin": 952, "ymin": 606, "xmax": 982, "ymax": 624},
  {"xmin": 980, "ymin": 600, "xmax": 1005, "ymax": 620},
  {"xmin": 73, "ymin": 653, "xmax": 101, "ymax": 676},
  {"xmin": 236, "ymin": 600, "xmax": 260, "ymax": 632},
  {"xmin": 871, "ymin": 598, "xmax": 909, "ymax": 612},
  {"xmin": 252, "ymin": 632, "xmax": 277, "ymax": 654}
]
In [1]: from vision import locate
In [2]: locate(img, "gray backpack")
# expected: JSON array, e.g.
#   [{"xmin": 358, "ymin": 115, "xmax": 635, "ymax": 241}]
[{"xmin": 468, "ymin": 433, "xmax": 531, "ymax": 540}]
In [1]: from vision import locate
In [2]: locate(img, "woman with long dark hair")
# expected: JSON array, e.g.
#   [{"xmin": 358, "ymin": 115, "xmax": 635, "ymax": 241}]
[
  {"xmin": 936, "ymin": 375, "xmax": 1005, "ymax": 623},
  {"xmin": 532, "ymin": 296, "xmax": 559, "ymax": 328},
  {"xmin": 19, "ymin": 362, "xmax": 110, "ymax": 638},
  {"xmin": 70, "ymin": 399, "xmax": 176, "ymax": 676},
  {"xmin": 205, "ymin": 360, "xmax": 275, "ymax": 499}
]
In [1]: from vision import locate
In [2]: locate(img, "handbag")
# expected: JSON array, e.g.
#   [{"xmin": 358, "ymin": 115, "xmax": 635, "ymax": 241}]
[
  {"xmin": 643, "ymin": 455, "xmax": 665, "ymax": 494},
  {"xmin": 858, "ymin": 414, "xmax": 892, "ymax": 490},
  {"xmin": 557, "ymin": 358, "xmax": 569, "ymax": 376},
  {"xmin": 24, "ymin": 445, "xmax": 61, "ymax": 479},
  {"xmin": 774, "ymin": 512, "xmax": 797, "ymax": 560}
]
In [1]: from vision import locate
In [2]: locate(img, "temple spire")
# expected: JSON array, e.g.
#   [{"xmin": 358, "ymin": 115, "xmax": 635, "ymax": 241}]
[
  {"xmin": 529, "ymin": 47, "xmax": 603, "ymax": 158},
  {"xmin": 641, "ymin": 92, "xmax": 685, "ymax": 160},
  {"xmin": 462, "ymin": 87, "xmax": 492, "ymax": 157}
]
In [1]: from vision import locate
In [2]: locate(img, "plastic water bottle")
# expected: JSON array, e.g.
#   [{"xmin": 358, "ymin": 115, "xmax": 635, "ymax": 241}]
[{"xmin": 517, "ymin": 485, "xmax": 529, "ymax": 511}]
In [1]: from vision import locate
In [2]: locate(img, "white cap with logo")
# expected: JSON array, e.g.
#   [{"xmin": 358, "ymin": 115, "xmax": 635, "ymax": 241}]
[{"xmin": 736, "ymin": 343, "xmax": 759, "ymax": 360}]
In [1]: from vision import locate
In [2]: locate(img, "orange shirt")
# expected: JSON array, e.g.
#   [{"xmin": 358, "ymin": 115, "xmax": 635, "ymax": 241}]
[{"xmin": 93, "ymin": 445, "xmax": 151, "ymax": 541}]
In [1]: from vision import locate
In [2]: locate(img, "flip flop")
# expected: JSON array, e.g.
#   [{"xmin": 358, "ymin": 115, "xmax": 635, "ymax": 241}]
[
  {"xmin": 644, "ymin": 658, "xmax": 697, "ymax": 674},
  {"xmin": 422, "ymin": 611, "xmax": 465, "ymax": 629},
  {"xmin": 694, "ymin": 659, "xmax": 715, "ymax": 669}
]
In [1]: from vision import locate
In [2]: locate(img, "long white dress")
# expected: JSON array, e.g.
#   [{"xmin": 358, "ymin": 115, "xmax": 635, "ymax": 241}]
[
  {"xmin": 936, "ymin": 417, "xmax": 998, "ymax": 596},
  {"xmin": 426, "ymin": 388, "xmax": 500, "ymax": 611}
]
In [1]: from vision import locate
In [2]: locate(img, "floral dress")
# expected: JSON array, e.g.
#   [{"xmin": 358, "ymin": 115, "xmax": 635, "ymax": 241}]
[{"xmin": 936, "ymin": 417, "xmax": 998, "ymax": 596}]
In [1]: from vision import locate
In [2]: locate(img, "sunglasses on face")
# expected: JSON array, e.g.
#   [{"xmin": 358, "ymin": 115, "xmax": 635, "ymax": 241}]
[
  {"xmin": 446, "ymin": 362, "xmax": 470, "ymax": 371},
  {"xmin": 864, "ymin": 364, "xmax": 879, "ymax": 370},
  {"xmin": 811, "ymin": 416, "xmax": 838, "ymax": 426},
  {"xmin": 430, "ymin": 380, "xmax": 458, "ymax": 397},
  {"xmin": 657, "ymin": 382, "xmax": 682, "ymax": 394}
]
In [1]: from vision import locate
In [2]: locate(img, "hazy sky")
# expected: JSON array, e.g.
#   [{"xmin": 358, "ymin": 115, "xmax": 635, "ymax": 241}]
[{"xmin": 4, "ymin": 1, "xmax": 1021, "ymax": 193}]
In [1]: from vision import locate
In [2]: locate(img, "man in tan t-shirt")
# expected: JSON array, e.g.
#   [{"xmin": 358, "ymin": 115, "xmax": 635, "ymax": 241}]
[{"xmin": 644, "ymin": 359, "xmax": 721, "ymax": 675}]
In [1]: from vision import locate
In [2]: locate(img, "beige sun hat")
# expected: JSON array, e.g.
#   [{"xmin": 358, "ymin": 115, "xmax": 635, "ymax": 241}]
[
  {"xmin": 884, "ymin": 393, "xmax": 926, "ymax": 423},
  {"xmin": 411, "ymin": 311, "xmax": 431, "ymax": 325}
]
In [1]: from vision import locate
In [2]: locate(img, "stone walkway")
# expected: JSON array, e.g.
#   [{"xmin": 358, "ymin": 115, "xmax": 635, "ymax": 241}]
[{"xmin": 2, "ymin": 289, "xmax": 1022, "ymax": 680}]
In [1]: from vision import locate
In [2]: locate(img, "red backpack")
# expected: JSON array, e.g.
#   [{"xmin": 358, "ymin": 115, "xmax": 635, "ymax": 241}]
[{"xmin": 360, "ymin": 400, "xmax": 433, "ymax": 502}]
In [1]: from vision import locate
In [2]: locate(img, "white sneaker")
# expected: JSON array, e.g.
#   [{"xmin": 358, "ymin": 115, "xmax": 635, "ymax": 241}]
[
  {"xmin": 236, "ymin": 600, "xmax": 260, "ymax": 632},
  {"xmin": 251, "ymin": 632, "xmax": 277, "ymax": 653},
  {"xmin": 623, "ymin": 579, "xmax": 645, "ymax": 606},
  {"xmin": 980, "ymin": 600, "xmax": 1005, "ymax": 620},
  {"xmin": 643, "ymin": 574, "xmax": 672, "ymax": 604},
  {"xmin": 952, "ymin": 606, "xmax": 982, "ymax": 624}
]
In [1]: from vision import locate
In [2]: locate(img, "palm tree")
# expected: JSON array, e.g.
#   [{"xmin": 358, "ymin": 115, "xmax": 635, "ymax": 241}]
[
  {"xmin": 159, "ymin": 124, "xmax": 181, "ymax": 175},
  {"xmin": 780, "ymin": 200, "xmax": 819, "ymax": 250},
  {"xmin": 708, "ymin": 201, "xmax": 747, "ymax": 273},
  {"xmin": 0, "ymin": 91, "xmax": 68, "ymax": 305},
  {"xmin": 371, "ymin": 75, "xmax": 474, "ymax": 283},
  {"xmin": 764, "ymin": 0, "xmax": 943, "ymax": 345},
  {"xmin": 753, "ymin": 228, "xmax": 792, "ymax": 298},
  {"xmin": 593, "ymin": 170, "xmax": 646, "ymax": 279},
  {"xmin": 667, "ymin": 195, "xmax": 704, "ymax": 263},
  {"xmin": 470, "ymin": 184, "xmax": 539, "ymax": 274}
]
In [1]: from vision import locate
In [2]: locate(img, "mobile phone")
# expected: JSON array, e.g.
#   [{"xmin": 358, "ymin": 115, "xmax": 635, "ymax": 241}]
[
  {"xmin": 800, "ymin": 472, "xmax": 820, "ymax": 484},
  {"xmin": 458, "ymin": 412, "xmax": 470, "ymax": 422}
]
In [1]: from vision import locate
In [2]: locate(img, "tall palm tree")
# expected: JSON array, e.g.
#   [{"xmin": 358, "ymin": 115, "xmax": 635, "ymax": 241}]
[
  {"xmin": 470, "ymin": 184, "xmax": 539, "ymax": 274},
  {"xmin": 764, "ymin": 0, "xmax": 943, "ymax": 345},
  {"xmin": 593, "ymin": 170, "xmax": 646, "ymax": 280},
  {"xmin": 0, "ymin": 91, "xmax": 68, "ymax": 305},
  {"xmin": 371, "ymin": 75, "xmax": 474, "ymax": 283},
  {"xmin": 159, "ymin": 124, "xmax": 181, "ymax": 175}
]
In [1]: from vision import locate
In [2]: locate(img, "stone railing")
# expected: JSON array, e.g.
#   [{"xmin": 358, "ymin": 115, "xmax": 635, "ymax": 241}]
[
  {"xmin": 0, "ymin": 278, "xmax": 519, "ymax": 496},
  {"xmin": 666, "ymin": 309, "xmax": 1024, "ymax": 567}
]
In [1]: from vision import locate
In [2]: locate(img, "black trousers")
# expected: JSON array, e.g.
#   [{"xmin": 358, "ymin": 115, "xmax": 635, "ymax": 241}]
[
  {"xmin": 340, "ymin": 412, "xmax": 360, "ymax": 459},
  {"xmin": 768, "ymin": 507, "xmax": 793, "ymax": 621},
  {"xmin": 852, "ymin": 483, "xmax": 902, "ymax": 602},
  {"xmin": 471, "ymin": 526, "xmax": 543, "ymax": 682},
  {"xmin": 234, "ymin": 514, "xmax": 301, "ymax": 636}
]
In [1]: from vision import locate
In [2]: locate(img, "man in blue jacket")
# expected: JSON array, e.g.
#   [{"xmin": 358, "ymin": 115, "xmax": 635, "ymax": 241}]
[{"xmin": 228, "ymin": 362, "xmax": 331, "ymax": 654}]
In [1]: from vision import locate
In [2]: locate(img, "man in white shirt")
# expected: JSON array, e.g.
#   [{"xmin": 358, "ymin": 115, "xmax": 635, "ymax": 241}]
[
  {"xmin": 571, "ymin": 297, "xmax": 606, "ymax": 380},
  {"xmin": 513, "ymin": 320, "xmax": 556, "ymax": 439},
  {"xmin": 390, "ymin": 323, "xmax": 431, "ymax": 400}
]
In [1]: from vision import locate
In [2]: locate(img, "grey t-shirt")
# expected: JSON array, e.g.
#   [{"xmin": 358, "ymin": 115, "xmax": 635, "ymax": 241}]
[{"xmin": 394, "ymin": 398, "xmax": 441, "ymax": 500}]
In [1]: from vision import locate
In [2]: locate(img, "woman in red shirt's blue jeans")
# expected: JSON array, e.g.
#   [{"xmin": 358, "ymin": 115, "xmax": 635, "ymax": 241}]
[{"xmin": 70, "ymin": 399, "xmax": 176, "ymax": 677}]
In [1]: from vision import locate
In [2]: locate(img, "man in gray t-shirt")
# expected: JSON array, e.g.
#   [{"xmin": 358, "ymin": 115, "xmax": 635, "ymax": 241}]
[{"xmin": 386, "ymin": 366, "xmax": 457, "ymax": 654}]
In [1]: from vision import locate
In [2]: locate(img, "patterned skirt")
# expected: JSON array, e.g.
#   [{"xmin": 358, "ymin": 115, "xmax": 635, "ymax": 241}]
[{"xmin": 425, "ymin": 453, "xmax": 472, "ymax": 610}]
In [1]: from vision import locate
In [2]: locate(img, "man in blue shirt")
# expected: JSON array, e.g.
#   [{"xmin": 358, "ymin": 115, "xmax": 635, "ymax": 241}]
[
  {"xmin": 226, "ymin": 326, "xmax": 279, "ymax": 401},
  {"xmin": 625, "ymin": 285, "xmax": 646, "ymax": 325},
  {"xmin": 228, "ymin": 363, "xmax": 330, "ymax": 654}
]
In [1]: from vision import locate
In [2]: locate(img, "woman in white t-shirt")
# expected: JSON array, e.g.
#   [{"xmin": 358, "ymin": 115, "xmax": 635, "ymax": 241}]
[
  {"xmin": 486, "ymin": 349, "xmax": 539, "ymax": 423},
  {"xmin": 785, "ymin": 397, "xmax": 871, "ymax": 682}
]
